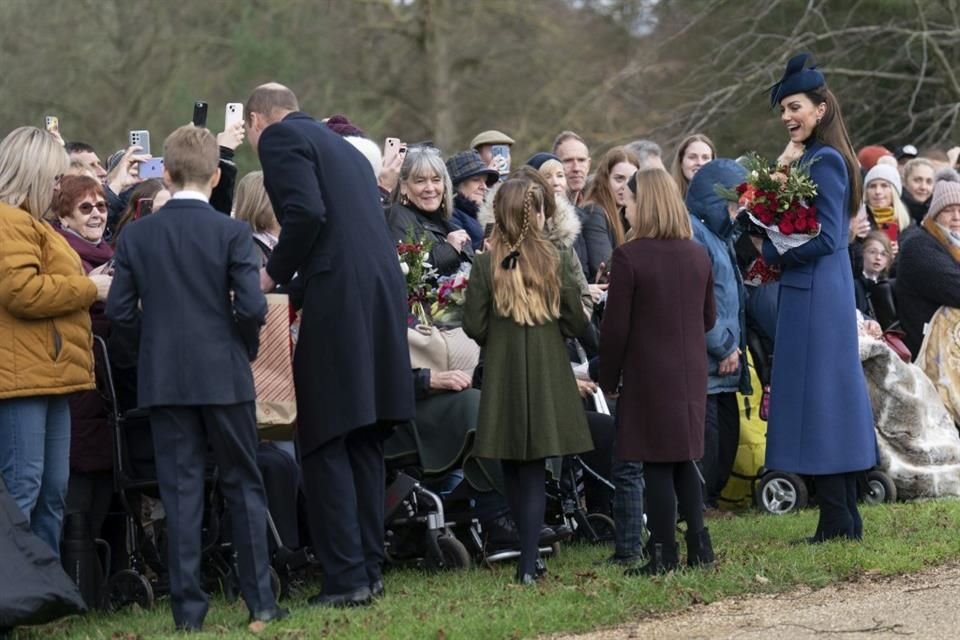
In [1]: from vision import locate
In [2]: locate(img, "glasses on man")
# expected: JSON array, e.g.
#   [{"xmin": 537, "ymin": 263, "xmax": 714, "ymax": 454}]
[{"xmin": 77, "ymin": 201, "xmax": 108, "ymax": 214}]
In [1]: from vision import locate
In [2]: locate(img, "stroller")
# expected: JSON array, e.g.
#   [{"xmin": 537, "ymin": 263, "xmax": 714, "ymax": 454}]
[{"xmin": 742, "ymin": 328, "xmax": 897, "ymax": 514}]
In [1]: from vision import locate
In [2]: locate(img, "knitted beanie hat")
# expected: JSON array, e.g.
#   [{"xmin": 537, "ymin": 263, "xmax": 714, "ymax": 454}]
[
  {"xmin": 863, "ymin": 163, "xmax": 902, "ymax": 197},
  {"xmin": 926, "ymin": 177, "xmax": 960, "ymax": 221}
]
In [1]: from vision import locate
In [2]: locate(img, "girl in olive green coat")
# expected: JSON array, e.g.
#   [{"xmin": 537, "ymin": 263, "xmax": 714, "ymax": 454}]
[{"xmin": 463, "ymin": 175, "xmax": 593, "ymax": 584}]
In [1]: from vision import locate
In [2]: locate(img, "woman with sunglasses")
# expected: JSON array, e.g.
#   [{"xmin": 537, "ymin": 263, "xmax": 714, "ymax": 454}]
[
  {"xmin": 52, "ymin": 175, "xmax": 118, "ymax": 547},
  {"xmin": 0, "ymin": 128, "xmax": 110, "ymax": 557}
]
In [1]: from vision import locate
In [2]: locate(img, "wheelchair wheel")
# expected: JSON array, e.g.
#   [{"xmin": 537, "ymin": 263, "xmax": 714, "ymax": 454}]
[
  {"xmin": 755, "ymin": 471, "xmax": 808, "ymax": 515},
  {"xmin": 105, "ymin": 569, "xmax": 154, "ymax": 611},
  {"xmin": 269, "ymin": 566, "xmax": 283, "ymax": 602},
  {"xmin": 428, "ymin": 534, "xmax": 472, "ymax": 571},
  {"xmin": 584, "ymin": 513, "xmax": 616, "ymax": 544},
  {"xmin": 863, "ymin": 470, "xmax": 897, "ymax": 505}
]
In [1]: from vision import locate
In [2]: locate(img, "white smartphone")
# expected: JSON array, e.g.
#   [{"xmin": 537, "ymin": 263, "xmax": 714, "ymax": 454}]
[
  {"xmin": 129, "ymin": 130, "xmax": 151, "ymax": 156},
  {"xmin": 225, "ymin": 103, "xmax": 244, "ymax": 129},
  {"xmin": 44, "ymin": 116, "xmax": 60, "ymax": 134}
]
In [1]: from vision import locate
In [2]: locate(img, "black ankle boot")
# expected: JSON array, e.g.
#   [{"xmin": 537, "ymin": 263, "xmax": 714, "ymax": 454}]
[
  {"xmin": 624, "ymin": 542, "xmax": 678, "ymax": 576},
  {"xmin": 685, "ymin": 527, "xmax": 715, "ymax": 568}
]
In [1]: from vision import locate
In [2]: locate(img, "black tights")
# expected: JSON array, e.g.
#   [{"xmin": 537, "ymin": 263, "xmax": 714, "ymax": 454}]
[
  {"xmin": 813, "ymin": 473, "xmax": 862, "ymax": 541},
  {"xmin": 643, "ymin": 461, "xmax": 704, "ymax": 545},
  {"xmin": 500, "ymin": 459, "xmax": 546, "ymax": 576}
]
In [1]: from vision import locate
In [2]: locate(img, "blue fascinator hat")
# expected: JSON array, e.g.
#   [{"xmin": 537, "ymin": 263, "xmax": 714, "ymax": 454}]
[{"xmin": 769, "ymin": 52, "xmax": 825, "ymax": 107}]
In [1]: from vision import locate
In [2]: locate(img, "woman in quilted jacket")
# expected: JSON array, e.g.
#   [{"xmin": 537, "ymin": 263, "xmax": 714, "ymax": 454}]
[{"xmin": 0, "ymin": 127, "xmax": 111, "ymax": 556}]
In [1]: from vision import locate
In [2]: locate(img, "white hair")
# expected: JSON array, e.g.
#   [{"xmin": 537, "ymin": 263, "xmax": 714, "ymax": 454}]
[{"xmin": 345, "ymin": 136, "xmax": 383, "ymax": 178}]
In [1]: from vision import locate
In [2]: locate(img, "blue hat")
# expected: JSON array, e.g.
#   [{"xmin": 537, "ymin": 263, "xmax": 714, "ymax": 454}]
[
  {"xmin": 769, "ymin": 53, "xmax": 825, "ymax": 107},
  {"xmin": 526, "ymin": 152, "xmax": 560, "ymax": 171}
]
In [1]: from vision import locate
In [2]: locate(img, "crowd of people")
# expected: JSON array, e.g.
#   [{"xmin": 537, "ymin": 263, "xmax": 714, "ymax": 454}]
[{"xmin": 1, "ymin": 53, "xmax": 959, "ymax": 632}]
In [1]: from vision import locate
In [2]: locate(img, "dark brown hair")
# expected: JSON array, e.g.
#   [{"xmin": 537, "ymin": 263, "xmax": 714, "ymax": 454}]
[{"xmin": 806, "ymin": 87, "xmax": 861, "ymax": 217}]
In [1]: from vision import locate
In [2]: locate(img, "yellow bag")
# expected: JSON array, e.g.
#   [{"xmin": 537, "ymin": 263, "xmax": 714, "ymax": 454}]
[{"xmin": 720, "ymin": 351, "xmax": 768, "ymax": 509}]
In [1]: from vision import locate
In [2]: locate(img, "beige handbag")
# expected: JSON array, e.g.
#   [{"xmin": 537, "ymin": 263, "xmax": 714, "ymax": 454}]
[{"xmin": 407, "ymin": 325, "xmax": 480, "ymax": 379}]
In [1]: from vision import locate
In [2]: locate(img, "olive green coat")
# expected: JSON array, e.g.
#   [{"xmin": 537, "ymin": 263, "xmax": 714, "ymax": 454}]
[{"xmin": 463, "ymin": 250, "xmax": 593, "ymax": 460}]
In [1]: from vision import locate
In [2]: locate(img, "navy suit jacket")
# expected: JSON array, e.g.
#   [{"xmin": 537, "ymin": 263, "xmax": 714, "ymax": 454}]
[
  {"xmin": 106, "ymin": 198, "xmax": 267, "ymax": 407},
  {"xmin": 258, "ymin": 112, "xmax": 414, "ymax": 452}
]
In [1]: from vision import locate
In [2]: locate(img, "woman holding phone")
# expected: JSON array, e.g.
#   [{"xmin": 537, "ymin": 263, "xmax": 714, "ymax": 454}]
[{"xmin": 762, "ymin": 53, "xmax": 876, "ymax": 542}]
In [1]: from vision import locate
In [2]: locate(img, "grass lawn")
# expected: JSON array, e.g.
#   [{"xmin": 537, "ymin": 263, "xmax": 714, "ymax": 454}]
[{"xmin": 16, "ymin": 500, "xmax": 960, "ymax": 639}]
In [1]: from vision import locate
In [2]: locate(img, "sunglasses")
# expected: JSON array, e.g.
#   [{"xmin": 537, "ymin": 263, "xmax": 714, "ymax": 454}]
[{"xmin": 77, "ymin": 201, "xmax": 108, "ymax": 214}]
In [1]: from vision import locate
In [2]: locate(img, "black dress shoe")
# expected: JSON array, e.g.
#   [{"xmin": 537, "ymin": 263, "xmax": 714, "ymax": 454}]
[
  {"xmin": 370, "ymin": 579, "xmax": 385, "ymax": 599},
  {"xmin": 249, "ymin": 606, "xmax": 289, "ymax": 624},
  {"xmin": 308, "ymin": 585, "xmax": 373, "ymax": 608}
]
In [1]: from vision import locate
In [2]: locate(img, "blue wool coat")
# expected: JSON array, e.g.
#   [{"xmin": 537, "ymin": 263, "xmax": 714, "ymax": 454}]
[{"xmin": 760, "ymin": 141, "xmax": 877, "ymax": 475}]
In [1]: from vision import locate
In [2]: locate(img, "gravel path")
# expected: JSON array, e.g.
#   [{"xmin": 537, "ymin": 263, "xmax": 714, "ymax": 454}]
[{"xmin": 552, "ymin": 563, "xmax": 960, "ymax": 639}]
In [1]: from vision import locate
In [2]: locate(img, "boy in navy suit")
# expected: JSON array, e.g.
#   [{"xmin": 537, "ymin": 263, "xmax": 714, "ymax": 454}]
[{"xmin": 106, "ymin": 125, "xmax": 286, "ymax": 631}]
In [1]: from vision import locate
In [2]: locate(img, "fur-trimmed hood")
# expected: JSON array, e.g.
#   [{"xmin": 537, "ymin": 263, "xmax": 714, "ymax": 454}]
[{"xmin": 477, "ymin": 184, "xmax": 582, "ymax": 250}]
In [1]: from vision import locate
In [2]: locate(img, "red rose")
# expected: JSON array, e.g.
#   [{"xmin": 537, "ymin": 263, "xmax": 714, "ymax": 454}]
[
  {"xmin": 779, "ymin": 219, "xmax": 795, "ymax": 235},
  {"xmin": 736, "ymin": 183, "xmax": 748, "ymax": 195}
]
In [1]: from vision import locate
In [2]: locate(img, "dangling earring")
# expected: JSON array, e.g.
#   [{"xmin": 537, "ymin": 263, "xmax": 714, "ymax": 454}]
[
  {"xmin": 401, "ymin": 193, "xmax": 409, "ymax": 206},
  {"xmin": 816, "ymin": 117, "xmax": 821, "ymax": 125}
]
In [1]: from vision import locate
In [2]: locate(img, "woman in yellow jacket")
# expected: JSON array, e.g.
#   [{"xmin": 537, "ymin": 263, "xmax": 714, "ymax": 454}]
[{"xmin": 0, "ymin": 127, "xmax": 110, "ymax": 556}]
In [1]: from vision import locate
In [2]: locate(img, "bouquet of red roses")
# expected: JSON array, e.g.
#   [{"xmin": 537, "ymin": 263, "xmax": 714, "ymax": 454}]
[
  {"xmin": 397, "ymin": 231, "xmax": 437, "ymax": 326},
  {"xmin": 723, "ymin": 154, "xmax": 820, "ymax": 255}
]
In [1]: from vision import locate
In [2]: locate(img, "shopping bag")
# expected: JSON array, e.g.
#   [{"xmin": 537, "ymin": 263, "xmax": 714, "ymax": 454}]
[{"xmin": 253, "ymin": 294, "xmax": 297, "ymax": 439}]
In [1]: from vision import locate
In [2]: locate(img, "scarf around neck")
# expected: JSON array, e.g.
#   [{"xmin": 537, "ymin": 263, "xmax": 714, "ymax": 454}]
[{"xmin": 922, "ymin": 216, "xmax": 960, "ymax": 263}]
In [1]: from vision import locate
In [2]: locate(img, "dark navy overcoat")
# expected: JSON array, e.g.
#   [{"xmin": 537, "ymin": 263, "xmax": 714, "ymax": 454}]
[
  {"xmin": 259, "ymin": 113, "xmax": 414, "ymax": 454},
  {"xmin": 760, "ymin": 141, "xmax": 877, "ymax": 475}
]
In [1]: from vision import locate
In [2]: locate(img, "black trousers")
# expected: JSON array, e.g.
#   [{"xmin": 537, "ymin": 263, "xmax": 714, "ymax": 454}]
[
  {"xmin": 701, "ymin": 392, "xmax": 740, "ymax": 507},
  {"xmin": 813, "ymin": 472, "xmax": 862, "ymax": 541},
  {"xmin": 150, "ymin": 403, "xmax": 275, "ymax": 628},
  {"xmin": 301, "ymin": 424, "xmax": 385, "ymax": 595},
  {"xmin": 256, "ymin": 442, "xmax": 300, "ymax": 550}
]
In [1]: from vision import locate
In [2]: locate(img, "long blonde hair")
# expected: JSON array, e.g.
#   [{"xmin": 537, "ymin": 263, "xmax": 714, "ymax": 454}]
[
  {"xmin": 629, "ymin": 169, "xmax": 693, "ymax": 241},
  {"xmin": 0, "ymin": 127, "xmax": 69, "ymax": 219},
  {"xmin": 490, "ymin": 178, "xmax": 561, "ymax": 326}
]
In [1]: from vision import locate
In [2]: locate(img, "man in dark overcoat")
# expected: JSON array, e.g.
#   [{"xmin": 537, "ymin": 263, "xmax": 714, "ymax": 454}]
[{"xmin": 246, "ymin": 83, "xmax": 414, "ymax": 607}]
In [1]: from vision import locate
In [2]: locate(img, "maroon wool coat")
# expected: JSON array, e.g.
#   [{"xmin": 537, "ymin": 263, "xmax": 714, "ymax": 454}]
[{"xmin": 598, "ymin": 238, "xmax": 716, "ymax": 463}]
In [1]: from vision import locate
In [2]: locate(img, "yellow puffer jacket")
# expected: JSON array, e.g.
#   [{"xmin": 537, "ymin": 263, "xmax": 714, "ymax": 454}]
[{"xmin": 0, "ymin": 202, "xmax": 97, "ymax": 399}]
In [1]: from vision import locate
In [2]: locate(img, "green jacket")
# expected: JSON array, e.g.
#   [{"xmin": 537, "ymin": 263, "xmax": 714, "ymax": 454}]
[{"xmin": 463, "ymin": 250, "xmax": 593, "ymax": 460}]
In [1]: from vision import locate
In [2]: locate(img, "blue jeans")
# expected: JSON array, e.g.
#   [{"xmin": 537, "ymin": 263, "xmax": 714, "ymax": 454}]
[{"xmin": 0, "ymin": 395, "xmax": 71, "ymax": 557}]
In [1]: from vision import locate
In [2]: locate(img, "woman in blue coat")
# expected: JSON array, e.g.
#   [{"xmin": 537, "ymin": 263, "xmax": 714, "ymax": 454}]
[{"xmin": 763, "ymin": 54, "xmax": 877, "ymax": 542}]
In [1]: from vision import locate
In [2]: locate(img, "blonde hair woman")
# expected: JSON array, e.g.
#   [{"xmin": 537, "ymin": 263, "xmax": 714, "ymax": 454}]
[
  {"xmin": 234, "ymin": 171, "xmax": 280, "ymax": 266},
  {"xmin": 463, "ymin": 175, "xmax": 592, "ymax": 585},
  {"xmin": 0, "ymin": 127, "xmax": 110, "ymax": 556},
  {"xmin": 599, "ymin": 169, "xmax": 717, "ymax": 575}
]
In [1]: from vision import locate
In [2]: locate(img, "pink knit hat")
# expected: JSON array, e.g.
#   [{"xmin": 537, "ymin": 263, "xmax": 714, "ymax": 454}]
[{"xmin": 926, "ymin": 177, "xmax": 960, "ymax": 220}]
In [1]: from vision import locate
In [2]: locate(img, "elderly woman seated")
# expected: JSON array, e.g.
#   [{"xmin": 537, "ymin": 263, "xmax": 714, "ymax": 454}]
[{"xmin": 386, "ymin": 147, "xmax": 472, "ymax": 277}]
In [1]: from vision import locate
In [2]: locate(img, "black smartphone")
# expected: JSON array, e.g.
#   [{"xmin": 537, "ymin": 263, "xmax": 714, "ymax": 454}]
[{"xmin": 192, "ymin": 101, "xmax": 208, "ymax": 128}]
